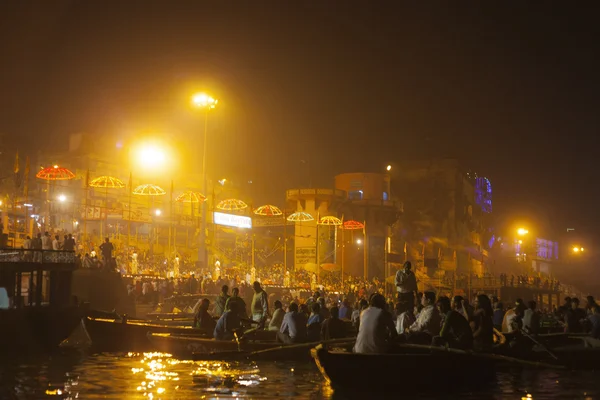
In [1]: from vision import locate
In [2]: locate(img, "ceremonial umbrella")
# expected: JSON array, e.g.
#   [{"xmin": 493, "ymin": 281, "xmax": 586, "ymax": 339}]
[
  {"xmin": 216, "ymin": 198, "xmax": 248, "ymax": 211},
  {"xmin": 133, "ymin": 184, "xmax": 166, "ymax": 254},
  {"xmin": 286, "ymin": 211, "xmax": 314, "ymax": 222},
  {"xmin": 89, "ymin": 176, "xmax": 126, "ymax": 237},
  {"xmin": 254, "ymin": 204, "xmax": 283, "ymax": 216},
  {"xmin": 175, "ymin": 190, "xmax": 206, "ymax": 220},
  {"xmin": 36, "ymin": 165, "xmax": 75, "ymax": 230}
]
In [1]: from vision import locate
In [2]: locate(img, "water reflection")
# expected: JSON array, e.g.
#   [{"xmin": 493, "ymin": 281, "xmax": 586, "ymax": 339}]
[{"xmin": 2, "ymin": 351, "xmax": 600, "ymax": 399}]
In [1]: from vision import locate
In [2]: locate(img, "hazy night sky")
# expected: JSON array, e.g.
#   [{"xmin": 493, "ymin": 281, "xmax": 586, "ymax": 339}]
[{"xmin": 1, "ymin": 2, "xmax": 600, "ymax": 240}]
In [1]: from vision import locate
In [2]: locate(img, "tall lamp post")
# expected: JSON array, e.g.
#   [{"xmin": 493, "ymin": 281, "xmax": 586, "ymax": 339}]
[{"xmin": 191, "ymin": 93, "xmax": 218, "ymax": 269}]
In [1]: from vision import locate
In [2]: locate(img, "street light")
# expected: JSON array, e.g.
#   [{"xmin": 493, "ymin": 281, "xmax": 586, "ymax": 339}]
[
  {"xmin": 517, "ymin": 228, "xmax": 529, "ymax": 236},
  {"xmin": 573, "ymin": 246, "xmax": 584, "ymax": 253},
  {"xmin": 386, "ymin": 164, "xmax": 392, "ymax": 171},
  {"xmin": 356, "ymin": 239, "xmax": 362, "ymax": 245},
  {"xmin": 135, "ymin": 144, "xmax": 166, "ymax": 169},
  {"xmin": 155, "ymin": 209, "xmax": 162, "ymax": 217},
  {"xmin": 58, "ymin": 194, "xmax": 67, "ymax": 203},
  {"xmin": 191, "ymin": 92, "xmax": 219, "ymax": 269}
]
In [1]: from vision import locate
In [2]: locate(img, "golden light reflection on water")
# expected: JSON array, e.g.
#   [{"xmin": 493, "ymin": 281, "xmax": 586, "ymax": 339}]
[{"xmin": 127, "ymin": 351, "xmax": 267, "ymax": 398}]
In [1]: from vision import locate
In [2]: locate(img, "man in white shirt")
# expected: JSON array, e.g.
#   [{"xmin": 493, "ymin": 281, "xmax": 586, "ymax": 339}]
[
  {"xmin": 354, "ymin": 294, "xmax": 397, "ymax": 354},
  {"xmin": 408, "ymin": 291, "xmax": 441, "ymax": 342},
  {"xmin": 52, "ymin": 235, "xmax": 61, "ymax": 250},
  {"xmin": 41, "ymin": 232, "xmax": 52, "ymax": 250},
  {"xmin": 395, "ymin": 261, "xmax": 418, "ymax": 308}
]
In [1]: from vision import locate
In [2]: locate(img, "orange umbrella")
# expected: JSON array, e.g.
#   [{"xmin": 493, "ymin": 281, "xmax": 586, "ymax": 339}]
[
  {"xmin": 321, "ymin": 263, "xmax": 340, "ymax": 272},
  {"xmin": 36, "ymin": 165, "xmax": 75, "ymax": 180},
  {"xmin": 343, "ymin": 220, "xmax": 364, "ymax": 230},
  {"xmin": 254, "ymin": 204, "xmax": 283, "ymax": 216}
]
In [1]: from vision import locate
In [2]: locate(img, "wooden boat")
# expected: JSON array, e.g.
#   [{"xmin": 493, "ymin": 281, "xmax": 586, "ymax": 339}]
[
  {"xmin": 0, "ymin": 249, "xmax": 83, "ymax": 356},
  {"xmin": 311, "ymin": 343, "xmax": 562, "ymax": 393},
  {"xmin": 84, "ymin": 316, "xmax": 208, "ymax": 351},
  {"xmin": 147, "ymin": 331, "xmax": 279, "ymax": 356}
]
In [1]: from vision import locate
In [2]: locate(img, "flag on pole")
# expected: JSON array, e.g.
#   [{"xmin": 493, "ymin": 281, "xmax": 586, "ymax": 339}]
[
  {"xmin": 85, "ymin": 168, "xmax": 90, "ymax": 187},
  {"xmin": 14, "ymin": 151, "xmax": 19, "ymax": 174},
  {"xmin": 438, "ymin": 247, "xmax": 442, "ymax": 260},
  {"xmin": 23, "ymin": 156, "xmax": 30, "ymax": 197}
]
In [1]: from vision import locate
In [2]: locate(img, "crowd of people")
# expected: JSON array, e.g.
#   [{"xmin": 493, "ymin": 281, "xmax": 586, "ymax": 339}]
[{"xmin": 180, "ymin": 260, "xmax": 600, "ymax": 356}]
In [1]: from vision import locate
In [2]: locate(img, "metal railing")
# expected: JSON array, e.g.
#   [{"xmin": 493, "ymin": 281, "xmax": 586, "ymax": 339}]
[{"xmin": 0, "ymin": 249, "xmax": 77, "ymax": 264}]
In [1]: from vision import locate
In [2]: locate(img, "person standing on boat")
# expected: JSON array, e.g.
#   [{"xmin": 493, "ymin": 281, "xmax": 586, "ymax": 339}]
[
  {"xmin": 99, "ymin": 237, "xmax": 114, "ymax": 263},
  {"xmin": 565, "ymin": 298, "xmax": 586, "ymax": 333},
  {"xmin": 434, "ymin": 296, "xmax": 473, "ymax": 350},
  {"xmin": 395, "ymin": 261, "xmax": 417, "ymax": 308},
  {"xmin": 226, "ymin": 287, "xmax": 248, "ymax": 319},
  {"xmin": 354, "ymin": 294, "xmax": 397, "ymax": 354},
  {"xmin": 471, "ymin": 294, "xmax": 494, "ymax": 352},
  {"xmin": 251, "ymin": 281, "xmax": 269, "ymax": 328},
  {"xmin": 214, "ymin": 285, "xmax": 230, "ymax": 317},
  {"xmin": 588, "ymin": 305, "xmax": 600, "ymax": 339},
  {"xmin": 214, "ymin": 302, "xmax": 242, "ymax": 341},
  {"xmin": 278, "ymin": 302, "xmax": 308, "ymax": 344},
  {"xmin": 522, "ymin": 300, "xmax": 541, "ymax": 335}
]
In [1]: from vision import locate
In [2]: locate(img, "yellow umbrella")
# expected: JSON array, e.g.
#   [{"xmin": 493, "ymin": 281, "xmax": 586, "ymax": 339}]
[
  {"xmin": 287, "ymin": 211, "xmax": 314, "ymax": 222},
  {"xmin": 89, "ymin": 176, "xmax": 126, "ymax": 189},
  {"xmin": 133, "ymin": 184, "xmax": 166, "ymax": 196},
  {"xmin": 254, "ymin": 204, "xmax": 283, "ymax": 216},
  {"xmin": 216, "ymin": 198, "xmax": 248, "ymax": 211},
  {"xmin": 318, "ymin": 216, "xmax": 342, "ymax": 226}
]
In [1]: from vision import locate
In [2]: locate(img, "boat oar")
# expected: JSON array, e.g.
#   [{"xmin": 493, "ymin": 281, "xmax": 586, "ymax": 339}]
[
  {"xmin": 520, "ymin": 329, "xmax": 559, "ymax": 361},
  {"xmin": 247, "ymin": 337, "xmax": 355, "ymax": 360}
]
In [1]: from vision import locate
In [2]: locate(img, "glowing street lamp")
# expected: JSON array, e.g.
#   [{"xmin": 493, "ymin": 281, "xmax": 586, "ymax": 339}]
[
  {"xmin": 517, "ymin": 228, "xmax": 529, "ymax": 236},
  {"xmin": 356, "ymin": 239, "xmax": 362, "ymax": 245},
  {"xmin": 135, "ymin": 144, "xmax": 166, "ymax": 169},
  {"xmin": 155, "ymin": 209, "xmax": 162, "ymax": 217},
  {"xmin": 386, "ymin": 164, "xmax": 392, "ymax": 171},
  {"xmin": 573, "ymin": 246, "xmax": 584, "ymax": 253},
  {"xmin": 58, "ymin": 194, "xmax": 67, "ymax": 203},
  {"xmin": 191, "ymin": 92, "xmax": 219, "ymax": 268}
]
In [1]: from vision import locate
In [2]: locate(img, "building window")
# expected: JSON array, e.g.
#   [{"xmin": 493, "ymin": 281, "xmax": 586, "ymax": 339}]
[
  {"xmin": 382, "ymin": 191, "xmax": 388, "ymax": 201},
  {"xmin": 348, "ymin": 190, "xmax": 363, "ymax": 200}
]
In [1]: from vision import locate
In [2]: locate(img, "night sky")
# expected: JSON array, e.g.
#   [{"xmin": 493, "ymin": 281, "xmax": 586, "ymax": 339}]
[{"xmin": 2, "ymin": 2, "xmax": 599, "ymax": 241}]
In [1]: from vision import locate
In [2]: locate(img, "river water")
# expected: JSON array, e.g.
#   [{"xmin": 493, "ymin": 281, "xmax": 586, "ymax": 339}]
[{"xmin": 1, "ymin": 351, "xmax": 599, "ymax": 399}]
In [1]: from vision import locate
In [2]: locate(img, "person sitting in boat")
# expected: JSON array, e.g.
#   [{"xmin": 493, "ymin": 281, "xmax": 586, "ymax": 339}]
[
  {"xmin": 565, "ymin": 297, "xmax": 587, "ymax": 333},
  {"xmin": 321, "ymin": 306, "xmax": 346, "ymax": 340},
  {"xmin": 433, "ymin": 296, "xmax": 473, "ymax": 350},
  {"xmin": 354, "ymin": 294, "xmax": 397, "ymax": 354},
  {"xmin": 502, "ymin": 298, "xmax": 524, "ymax": 333},
  {"xmin": 588, "ymin": 305, "xmax": 600, "ymax": 339},
  {"xmin": 585, "ymin": 296, "xmax": 597, "ymax": 317},
  {"xmin": 194, "ymin": 298, "xmax": 216, "ymax": 336},
  {"xmin": 471, "ymin": 294, "xmax": 494, "ymax": 352},
  {"xmin": 307, "ymin": 303, "xmax": 324, "ymax": 342},
  {"xmin": 523, "ymin": 300, "xmax": 541, "ymax": 335},
  {"xmin": 214, "ymin": 302, "xmax": 242, "ymax": 341},
  {"xmin": 339, "ymin": 300, "xmax": 352, "ymax": 320},
  {"xmin": 251, "ymin": 281, "xmax": 269, "ymax": 329},
  {"xmin": 351, "ymin": 299, "xmax": 369, "ymax": 331},
  {"xmin": 395, "ymin": 301, "xmax": 415, "ymax": 335},
  {"xmin": 214, "ymin": 285, "xmax": 230, "ymax": 317},
  {"xmin": 278, "ymin": 302, "xmax": 308, "ymax": 344},
  {"xmin": 306, "ymin": 291, "xmax": 320, "ymax": 308},
  {"xmin": 268, "ymin": 300, "xmax": 285, "ymax": 331},
  {"xmin": 493, "ymin": 302, "xmax": 505, "ymax": 332},
  {"xmin": 318, "ymin": 297, "xmax": 330, "ymax": 319},
  {"xmin": 225, "ymin": 287, "xmax": 247, "ymax": 319},
  {"xmin": 407, "ymin": 291, "xmax": 441, "ymax": 344}
]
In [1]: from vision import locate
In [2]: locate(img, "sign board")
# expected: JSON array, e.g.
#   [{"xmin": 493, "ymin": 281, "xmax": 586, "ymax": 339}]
[
  {"xmin": 295, "ymin": 246, "xmax": 316, "ymax": 266},
  {"xmin": 213, "ymin": 212, "xmax": 252, "ymax": 229},
  {"xmin": 253, "ymin": 217, "xmax": 286, "ymax": 228},
  {"xmin": 80, "ymin": 206, "xmax": 106, "ymax": 221}
]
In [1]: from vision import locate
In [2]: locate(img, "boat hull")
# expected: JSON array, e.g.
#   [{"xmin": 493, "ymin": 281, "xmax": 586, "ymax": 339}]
[
  {"xmin": 84, "ymin": 317, "xmax": 206, "ymax": 352},
  {"xmin": 148, "ymin": 332, "xmax": 278, "ymax": 357},
  {"xmin": 0, "ymin": 306, "xmax": 82, "ymax": 355}
]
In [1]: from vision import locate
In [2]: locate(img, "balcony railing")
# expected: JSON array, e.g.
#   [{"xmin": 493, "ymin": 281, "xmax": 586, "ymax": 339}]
[{"xmin": 0, "ymin": 249, "xmax": 77, "ymax": 264}]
